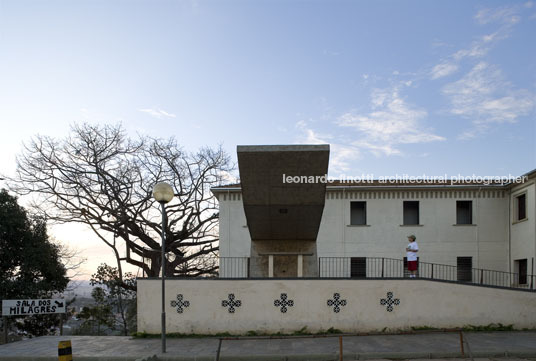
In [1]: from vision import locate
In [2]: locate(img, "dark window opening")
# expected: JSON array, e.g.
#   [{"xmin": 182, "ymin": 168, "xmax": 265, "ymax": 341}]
[
  {"xmin": 456, "ymin": 200, "xmax": 472, "ymax": 225},
  {"xmin": 457, "ymin": 257, "xmax": 472, "ymax": 282},
  {"xmin": 517, "ymin": 259, "xmax": 527, "ymax": 285},
  {"xmin": 403, "ymin": 201, "xmax": 419, "ymax": 225},
  {"xmin": 350, "ymin": 201, "xmax": 367, "ymax": 225},
  {"xmin": 350, "ymin": 257, "xmax": 366, "ymax": 278},
  {"xmin": 516, "ymin": 194, "xmax": 526, "ymax": 221}
]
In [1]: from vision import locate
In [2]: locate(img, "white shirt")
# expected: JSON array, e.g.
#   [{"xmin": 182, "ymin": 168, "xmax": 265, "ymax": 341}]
[{"xmin": 406, "ymin": 241, "xmax": 419, "ymax": 261}]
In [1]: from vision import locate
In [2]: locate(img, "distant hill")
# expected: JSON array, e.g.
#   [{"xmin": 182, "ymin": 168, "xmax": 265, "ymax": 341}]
[{"xmin": 64, "ymin": 280, "xmax": 94, "ymax": 298}]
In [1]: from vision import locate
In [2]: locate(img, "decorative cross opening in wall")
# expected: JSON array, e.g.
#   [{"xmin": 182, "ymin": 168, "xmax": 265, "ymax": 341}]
[
  {"xmin": 170, "ymin": 294, "xmax": 190, "ymax": 313},
  {"xmin": 380, "ymin": 291, "xmax": 400, "ymax": 312},
  {"xmin": 222, "ymin": 293, "xmax": 242, "ymax": 313},
  {"xmin": 274, "ymin": 293, "xmax": 294, "ymax": 313},
  {"xmin": 327, "ymin": 293, "xmax": 347, "ymax": 313}
]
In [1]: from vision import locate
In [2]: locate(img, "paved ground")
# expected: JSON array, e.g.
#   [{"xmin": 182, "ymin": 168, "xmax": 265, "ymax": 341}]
[{"xmin": 0, "ymin": 331, "xmax": 536, "ymax": 360}]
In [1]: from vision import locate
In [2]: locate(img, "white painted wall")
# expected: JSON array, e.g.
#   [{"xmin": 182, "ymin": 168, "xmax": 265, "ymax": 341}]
[
  {"xmin": 217, "ymin": 188, "xmax": 511, "ymax": 272},
  {"xmin": 217, "ymin": 192, "xmax": 250, "ymax": 258},
  {"xmin": 138, "ymin": 279, "xmax": 536, "ymax": 334},
  {"xmin": 317, "ymin": 189, "xmax": 509, "ymax": 271}
]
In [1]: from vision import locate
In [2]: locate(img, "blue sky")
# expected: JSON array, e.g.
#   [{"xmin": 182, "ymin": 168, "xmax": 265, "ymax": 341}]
[
  {"xmin": 0, "ymin": 0, "xmax": 534, "ymax": 179},
  {"xmin": 0, "ymin": 0, "xmax": 535, "ymax": 276}
]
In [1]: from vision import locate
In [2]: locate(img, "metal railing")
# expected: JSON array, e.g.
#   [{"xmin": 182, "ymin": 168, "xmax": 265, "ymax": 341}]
[
  {"xmin": 215, "ymin": 256, "xmax": 535, "ymax": 290},
  {"xmin": 318, "ymin": 257, "xmax": 536, "ymax": 291},
  {"xmin": 218, "ymin": 257, "xmax": 250, "ymax": 278}
]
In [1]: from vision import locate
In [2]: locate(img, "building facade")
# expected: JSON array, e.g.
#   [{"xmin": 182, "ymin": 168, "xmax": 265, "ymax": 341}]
[
  {"xmin": 137, "ymin": 145, "xmax": 536, "ymax": 335},
  {"xmin": 213, "ymin": 150, "xmax": 535, "ymax": 284}
]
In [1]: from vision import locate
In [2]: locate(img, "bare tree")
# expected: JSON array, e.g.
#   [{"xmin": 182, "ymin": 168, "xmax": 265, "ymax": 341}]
[
  {"xmin": 55, "ymin": 240, "xmax": 87, "ymax": 291},
  {"xmin": 6, "ymin": 123, "xmax": 232, "ymax": 283}
]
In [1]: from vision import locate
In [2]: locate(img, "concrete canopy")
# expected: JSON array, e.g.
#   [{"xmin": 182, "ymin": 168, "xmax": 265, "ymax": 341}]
[{"xmin": 237, "ymin": 145, "xmax": 330, "ymax": 241}]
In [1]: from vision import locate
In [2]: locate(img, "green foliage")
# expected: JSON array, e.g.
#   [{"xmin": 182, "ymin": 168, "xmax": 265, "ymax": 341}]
[
  {"xmin": 324, "ymin": 327, "xmax": 342, "ymax": 334},
  {"xmin": 77, "ymin": 287, "xmax": 116, "ymax": 335},
  {"xmin": 463, "ymin": 323, "xmax": 514, "ymax": 331},
  {"xmin": 132, "ymin": 326, "xmax": 344, "ymax": 338},
  {"xmin": 293, "ymin": 326, "xmax": 308, "ymax": 335},
  {"xmin": 410, "ymin": 326, "xmax": 440, "ymax": 331},
  {"xmin": 76, "ymin": 263, "xmax": 137, "ymax": 335},
  {"xmin": 0, "ymin": 189, "xmax": 69, "ymax": 336}
]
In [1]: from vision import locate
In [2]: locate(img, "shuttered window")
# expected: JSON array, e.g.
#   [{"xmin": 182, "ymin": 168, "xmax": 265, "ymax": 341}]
[{"xmin": 457, "ymin": 257, "xmax": 472, "ymax": 282}]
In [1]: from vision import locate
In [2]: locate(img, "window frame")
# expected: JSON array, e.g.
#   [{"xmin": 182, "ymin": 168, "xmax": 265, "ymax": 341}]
[
  {"xmin": 402, "ymin": 201, "xmax": 420, "ymax": 226},
  {"xmin": 350, "ymin": 201, "xmax": 367, "ymax": 226},
  {"xmin": 514, "ymin": 192, "xmax": 527, "ymax": 222},
  {"xmin": 456, "ymin": 200, "xmax": 473, "ymax": 225},
  {"xmin": 515, "ymin": 259, "xmax": 528, "ymax": 285}
]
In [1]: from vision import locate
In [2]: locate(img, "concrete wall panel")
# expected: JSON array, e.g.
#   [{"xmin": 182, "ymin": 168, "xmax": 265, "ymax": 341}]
[{"xmin": 138, "ymin": 279, "xmax": 536, "ymax": 334}]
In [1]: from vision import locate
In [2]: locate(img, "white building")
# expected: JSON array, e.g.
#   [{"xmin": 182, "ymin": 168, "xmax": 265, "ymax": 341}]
[
  {"xmin": 137, "ymin": 145, "xmax": 536, "ymax": 335},
  {"xmin": 212, "ymin": 145, "xmax": 535, "ymax": 287}
]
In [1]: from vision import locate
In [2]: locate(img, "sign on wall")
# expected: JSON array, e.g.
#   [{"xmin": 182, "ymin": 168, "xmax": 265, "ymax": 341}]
[{"xmin": 2, "ymin": 299, "xmax": 66, "ymax": 316}]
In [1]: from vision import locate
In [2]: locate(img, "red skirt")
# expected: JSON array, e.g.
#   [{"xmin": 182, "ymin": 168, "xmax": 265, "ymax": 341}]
[{"xmin": 407, "ymin": 260, "xmax": 418, "ymax": 271}]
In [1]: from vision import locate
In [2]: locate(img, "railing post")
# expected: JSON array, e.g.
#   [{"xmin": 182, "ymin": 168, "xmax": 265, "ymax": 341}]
[
  {"xmin": 459, "ymin": 331, "xmax": 465, "ymax": 356},
  {"xmin": 247, "ymin": 257, "xmax": 250, "ymax": 279},
  {"xmin": 431, "ymin": 264, "xmax": 434, "ymax": 279},
  {"xmin": 339, "ymin": 335, "xmax": 343, "ymax": 361},
  {"xmin": 381, "ymin": 257, "xmax": 384, "ymax": 278},
  {"xmin": 480, "ymin": 269, "xmax": 483, "ymax": 284}
]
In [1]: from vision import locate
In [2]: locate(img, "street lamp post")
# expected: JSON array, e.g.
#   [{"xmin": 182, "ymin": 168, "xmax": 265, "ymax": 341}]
[{"xmin": 152, "ymin": 182, "xmax": 174, "ymax": 354}]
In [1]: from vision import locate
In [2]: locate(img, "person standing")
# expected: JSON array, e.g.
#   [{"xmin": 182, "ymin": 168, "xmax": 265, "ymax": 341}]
[{"xmin": 406, "ymin": 235, "xmax": 419, "ymax": 278}]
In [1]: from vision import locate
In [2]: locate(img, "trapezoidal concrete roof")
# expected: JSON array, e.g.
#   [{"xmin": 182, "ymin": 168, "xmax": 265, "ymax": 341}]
[{"xmin": 237, "ymin": 144, "xmax": 330, "ymax": 241}]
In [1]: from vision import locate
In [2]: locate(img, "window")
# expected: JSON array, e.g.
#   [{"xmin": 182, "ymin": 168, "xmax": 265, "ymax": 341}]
[
  {"xmin": 457, "ymin": 257, "xmax": 472, "ymax": 282},
  {"xmin": 515, "ymin": 193, "xmax": 527, "ymax": 221},
  {"xmin": 350, "ymin": 201, "xmax": 367, "ymax": 225},
  {"xmin": 456, "ymin": 201, "xmax": 472, "ymax": 225},
  {"xmin": 516, "ymin": 259, "xmax": 527, "ymax": 285},
  {"xmin": 403, "ymin": 201, "xmax": 419, "ymax": 225},
  {"xmin": 350, "ymin": 257, "xmax": 367, "ymax": 278}
]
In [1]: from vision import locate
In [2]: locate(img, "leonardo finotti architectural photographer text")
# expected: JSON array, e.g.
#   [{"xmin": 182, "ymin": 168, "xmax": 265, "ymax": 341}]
[{"xmin": 282, "ymin": 173, "xmax": 527, "ymax": 186}]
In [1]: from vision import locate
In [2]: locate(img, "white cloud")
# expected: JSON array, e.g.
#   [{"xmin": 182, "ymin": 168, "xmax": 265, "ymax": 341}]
[
  {"xmin": 430, "ymin": 4, "xmax": 522, "ymax": 81},
  {"xmin": 294, "ymin": 120, "xmax": 359, "ymax": 173},
  {"xmin": 218, "ymin": 170, "xmax": 239, "ymax": 184},
  {"xmin": 442, "ymin": 62, "xmax": 535, "ymax": 136},
  {"xmin": 138, "ymin": 108, "xmax": 176, "ymax": 118},
  {"xmin": 475, "ymin": 6, "xmax": 520, "ymax": 25},
  {"xmin": 352, "ymin": 141, "xmax": 401, "ymax": 157},
  {"xmin": 430, "ymin": 62, "xmax": 459, "ymax": 79},
  {"xmin": 338, "ymin": 87, "xmax": 445, "ymax": 155}
]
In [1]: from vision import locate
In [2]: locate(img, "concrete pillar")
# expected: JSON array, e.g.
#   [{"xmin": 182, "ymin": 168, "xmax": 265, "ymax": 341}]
[
  {"xmin": 297, "ymin": 255, "xmax": 303, "ymax": 278},
  {"xmin": 268, "ymin": 255, "xmax": 274, "ymax": 278}
]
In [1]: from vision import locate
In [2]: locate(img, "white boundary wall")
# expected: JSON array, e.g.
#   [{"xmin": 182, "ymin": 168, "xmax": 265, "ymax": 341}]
[{"xmin": 138, "ymin": 279, "xmax": 536, "ymax": 334}]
